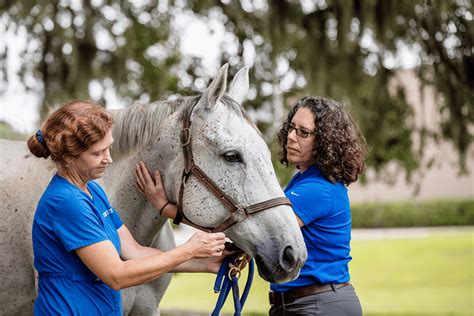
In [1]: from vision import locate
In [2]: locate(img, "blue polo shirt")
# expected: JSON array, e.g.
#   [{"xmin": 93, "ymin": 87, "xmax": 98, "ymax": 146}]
[
  {"xmin": 271, "ymin": 165, "xmax": 352, "ymax": 292},
  {"xmin": 32, "ymin": 174, "xmax": 123, "ymax": 315}
]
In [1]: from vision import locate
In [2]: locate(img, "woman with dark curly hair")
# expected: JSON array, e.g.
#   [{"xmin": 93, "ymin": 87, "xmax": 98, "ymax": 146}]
[{"xmin": 269, "ymin": 96, "xmax": 367, "ymax": 316}]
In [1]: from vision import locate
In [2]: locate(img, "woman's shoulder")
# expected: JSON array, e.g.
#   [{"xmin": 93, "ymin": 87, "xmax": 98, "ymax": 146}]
[
  {"xmin": 87, "ymin": 180, "xmax": 108, "ymax": 198},
  {"xmin": 44, "ymin": 176, "xmax": 92, "ymax": 209},
  {"xmin": 292, "ymin": 180, "xmax": 331, "ymax": 204},
  {"xmin": 43, "ymin": 175, "xmax": 77, "ymax": 199},
  {"xmin": 302, "ymin": 167, "xmax": 347, "ymax": 191},
  {"xmin": 289, "ymin": 168, "xmax": 337, "ymax": 204},
  {"xmin": 297, "ymin": 169, "xmax": 332, "ymax": 190}
]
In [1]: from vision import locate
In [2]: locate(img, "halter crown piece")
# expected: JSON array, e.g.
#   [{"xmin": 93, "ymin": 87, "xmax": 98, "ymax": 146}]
[{"xmin": 35, "ymin": 130, "xmax": 47, "ymax": 147}]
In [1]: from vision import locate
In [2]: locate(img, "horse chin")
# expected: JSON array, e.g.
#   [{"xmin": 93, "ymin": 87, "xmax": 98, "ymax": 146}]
[{"xmin": 254, "ymin": 254, "xmax": 304, "ymax": 284}]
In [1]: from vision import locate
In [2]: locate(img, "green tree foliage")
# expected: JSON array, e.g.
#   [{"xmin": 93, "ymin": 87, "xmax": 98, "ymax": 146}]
[
  {"xmin": 0, "ymin": 0, "xmax": 472, "ymax": 179},
  {"xmin": 189, "ymin": 0, "xmax": 472, "ymax": 178},
  {"xmin": 0, "ymin": 0, "xmax": 185, "ymax": 117}
]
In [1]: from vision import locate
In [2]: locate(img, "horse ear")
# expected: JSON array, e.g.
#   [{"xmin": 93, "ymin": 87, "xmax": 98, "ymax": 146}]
[
  {"xmin": 206, "ymin": 64, "xmax": 228, "ymax": 110},
  {"xmin": 228, "ymin": 66, "xmax": 249, "ymax": 104}
]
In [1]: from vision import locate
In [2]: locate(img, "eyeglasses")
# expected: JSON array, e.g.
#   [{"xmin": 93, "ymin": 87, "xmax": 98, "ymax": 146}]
[{"xmin": 288, "ymin": 124, "xmax": 316, "ymax": 138}]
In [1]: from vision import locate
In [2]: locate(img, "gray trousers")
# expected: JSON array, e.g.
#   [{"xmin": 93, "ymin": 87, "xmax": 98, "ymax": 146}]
[{"xmin": 269, "ymin": 284, "xmax": 362, "ymax": 316}]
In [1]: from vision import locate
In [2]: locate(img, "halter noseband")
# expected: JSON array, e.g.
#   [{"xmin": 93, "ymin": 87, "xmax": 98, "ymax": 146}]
[{"xmin": 173, "ymin": 97, "xmax": 292, "ymax": 233}]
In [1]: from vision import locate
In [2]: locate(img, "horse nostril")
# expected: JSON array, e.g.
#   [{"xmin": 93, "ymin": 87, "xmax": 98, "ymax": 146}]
[{"xmin": 280, "ymin": 246, "xmax": 296, "ymax": 271}]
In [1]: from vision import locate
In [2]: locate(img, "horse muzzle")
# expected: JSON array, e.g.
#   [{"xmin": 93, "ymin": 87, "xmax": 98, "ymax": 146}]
[{"xmin": 253, "ymin": 244, "xmax": 306, "ymax": 283}]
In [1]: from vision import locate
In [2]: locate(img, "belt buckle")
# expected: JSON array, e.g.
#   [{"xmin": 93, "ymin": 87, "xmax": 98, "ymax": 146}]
[
  {"xmin": 269, "ymin": 292, "xmax": 278, "ymax": 306},
  {"xmin": 284, "ymin": 291, "xmax": 296, "ymax": 304},
  {"xmin": 269, "ymin": 292, "xmax": 284, "ymax": 306},
  {"xmin": 270, "ymin": 291, "xmax": 297, "ymax": 306}
]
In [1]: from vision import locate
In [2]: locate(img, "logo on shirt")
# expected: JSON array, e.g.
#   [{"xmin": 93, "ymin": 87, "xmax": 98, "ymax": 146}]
[
  {"xmin": 102, "ymin": 208, "xmax": 114, "ymax": 218},
  {"xmin": 290, "ymin": 191, "xmax": 300, "ymax": 196}
]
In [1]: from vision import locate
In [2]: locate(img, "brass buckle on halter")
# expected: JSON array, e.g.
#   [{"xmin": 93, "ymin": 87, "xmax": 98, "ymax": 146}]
[
  {"xmin": 228, "ymin": 267, "xmax": 241, "ymax": 279},
  {"xmin": 228, "ymin": 254, "xmax": 248, "ymax": 279},
  {"xmin": 180, "ymin": 128, "xmax": 191, "ymax": 147}
]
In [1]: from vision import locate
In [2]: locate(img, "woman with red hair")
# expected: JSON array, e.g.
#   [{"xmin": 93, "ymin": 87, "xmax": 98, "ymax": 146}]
[{"xmin": 28, "ymin": 100, "xmax": 226, "ymax": 315}]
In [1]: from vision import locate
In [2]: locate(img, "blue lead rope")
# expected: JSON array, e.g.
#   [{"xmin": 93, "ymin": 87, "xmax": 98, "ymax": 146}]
[{"xmin": 212, "ymin": 255, "xmax": 255, "ymax": 316}]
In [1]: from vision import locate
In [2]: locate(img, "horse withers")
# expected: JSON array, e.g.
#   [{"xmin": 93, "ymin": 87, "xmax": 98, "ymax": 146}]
[{"xmin": 0, "ymin": 64, "xmax": 307, "ymax": 315}]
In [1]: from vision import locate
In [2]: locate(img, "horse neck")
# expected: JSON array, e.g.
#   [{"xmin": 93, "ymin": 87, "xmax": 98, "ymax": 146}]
[
  {"xmin": 103, "ymin": 156, "xmax": 162, "ymax": 244},
  {"xmin": 105, "ymin": 101, "xmax": 185, "ymax": 244},
  {"xmin": 111, "ymin": 101, "xmax": 178, "ymax": 156}
]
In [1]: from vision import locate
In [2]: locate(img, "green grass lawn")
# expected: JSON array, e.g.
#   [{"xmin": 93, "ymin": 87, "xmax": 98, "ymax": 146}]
[{"xmin": 160, "ymin": 229, "xmax": 474, "ymax": 315}]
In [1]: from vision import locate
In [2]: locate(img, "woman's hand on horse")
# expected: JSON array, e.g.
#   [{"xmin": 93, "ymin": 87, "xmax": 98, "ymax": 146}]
[
  {"xmin": 183, "ymin": 231, "xmax": 226, "ymax": 259},
  {"xmin": 135, "ymin": 161, "xmax": 169, "ymax": 213}
]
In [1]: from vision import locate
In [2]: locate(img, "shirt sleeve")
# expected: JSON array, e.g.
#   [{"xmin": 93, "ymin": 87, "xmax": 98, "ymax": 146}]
[
  {"xmin": 110, "ymin": 208, "xmax": 123, "ymax": 230},
  {"xmin": 53, "ymin": 193, "xmax": 108, "ymax": 252},
  {"xmin": 285, "ymin": 182, "xmax": 332, "ymax": 225},
  {"xmin": 88, "ymin": 181, "xmax": 123, "ymax": 230}
]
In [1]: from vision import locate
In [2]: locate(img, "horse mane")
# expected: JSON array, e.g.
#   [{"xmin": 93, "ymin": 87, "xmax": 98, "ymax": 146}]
[
  {"xmin": 110, "ymin": 97, "xmax": 196, "ymax": 156},
  {"xmin": 111, "ymin": 94, "xmax": 260, "ymax": 157}
]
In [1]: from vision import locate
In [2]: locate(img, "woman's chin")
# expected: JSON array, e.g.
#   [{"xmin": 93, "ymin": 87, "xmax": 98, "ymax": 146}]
[
  {"xmin": 286, "ymin": 155, "xmax": 298, "ymax": 165},
  {"xmin": 92, "ymin": 169, "xmax": 106, "ymax": 179}
]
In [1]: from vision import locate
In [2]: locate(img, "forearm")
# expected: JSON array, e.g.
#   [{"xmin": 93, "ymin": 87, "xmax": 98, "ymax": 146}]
[
  {"xmin": 122, "ymin": 244, "xmax": 163, "ymax": 259},
  {"xmin": 120, "ymin": 239, "xmax": 208, "ymax": 273},
  {"xmin": 82, "ymin": 226, "xmax": 224, "ymax": 290},
  {"xmin": 160, "ymin": 203, "xmax": 177, "ymax": 219},
  {"xmin": 171, "ymin": 258, "xmax": 210, "ymax": 273},
  {"xmin": 114, "ymin": 244, "xmax": 194, "ymax": 289},
  {"xmin": 160, "ymin": 203, "xmax": 194, "ymax": 227},
  {"xmin": 123, "ymin": 241, "xmax": 212, "ymax": 273}
]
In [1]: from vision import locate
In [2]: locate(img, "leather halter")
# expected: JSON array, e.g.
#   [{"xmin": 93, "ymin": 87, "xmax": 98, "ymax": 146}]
[{"xmin": 173, "ymin": 97, "xmax": 292, "ymax": 233}]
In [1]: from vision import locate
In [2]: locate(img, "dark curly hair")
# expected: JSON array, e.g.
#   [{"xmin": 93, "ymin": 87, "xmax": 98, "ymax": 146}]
[{"xmin": 278, "ymin": 96, "xmax": 367, "ymax": 186}]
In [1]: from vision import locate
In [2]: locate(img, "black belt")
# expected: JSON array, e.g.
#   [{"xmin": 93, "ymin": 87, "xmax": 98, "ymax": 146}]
[{"xmin": 269, "ymin": 282, "xmax": 350, "ymax": 305}]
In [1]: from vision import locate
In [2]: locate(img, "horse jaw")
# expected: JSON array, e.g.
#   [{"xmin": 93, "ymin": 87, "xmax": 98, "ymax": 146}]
[{"xmin": 225, "ymin": 203, "xmax": 307, "ymax": 284}]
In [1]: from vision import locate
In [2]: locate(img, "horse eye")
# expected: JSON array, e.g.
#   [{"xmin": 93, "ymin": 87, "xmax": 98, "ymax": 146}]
[{"xmin": 224, "ymin": 151, "xmax": 242, "ymax": 163}]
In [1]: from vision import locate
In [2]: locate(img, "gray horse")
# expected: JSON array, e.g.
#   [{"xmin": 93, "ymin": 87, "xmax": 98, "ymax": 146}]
[{"xmin": 0, "ymin": 65, "xmax": 306, "ymax": 315}]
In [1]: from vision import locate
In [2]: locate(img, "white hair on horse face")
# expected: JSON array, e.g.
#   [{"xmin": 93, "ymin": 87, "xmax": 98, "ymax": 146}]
[{"xmin": 220, "ymin": 94, "xmax": 262, "ymax": 138}]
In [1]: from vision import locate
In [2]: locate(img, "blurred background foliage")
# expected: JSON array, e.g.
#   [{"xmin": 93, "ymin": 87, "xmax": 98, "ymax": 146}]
[{"xmin": 0, "ymin": 0, "xmax": 472, "ymax": 183}]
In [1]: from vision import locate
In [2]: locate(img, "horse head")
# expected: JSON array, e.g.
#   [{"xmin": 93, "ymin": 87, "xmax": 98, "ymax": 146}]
[{"xmin": 155, "ymin": 65, "xmax": 307, "ymax": 283}]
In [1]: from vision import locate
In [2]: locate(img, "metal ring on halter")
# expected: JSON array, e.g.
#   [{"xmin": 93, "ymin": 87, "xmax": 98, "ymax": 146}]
[
  {"xmin": 228, "ymin": 267, "xmax": 241, "ymax": 279},
  {"xmin": 227, "ymin": 254, "xmax": 248, "ymax": 279},
  {"xmin": 234, "ymin": 255, "xmax": 247, "ymax": 269},
  {"xmin": 181, "ymin": 128, "xmax": 191, "ymax": 147}
]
